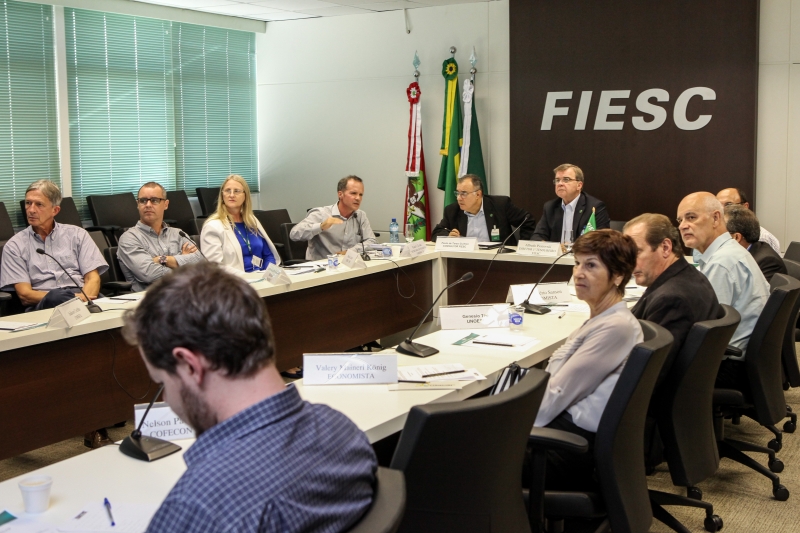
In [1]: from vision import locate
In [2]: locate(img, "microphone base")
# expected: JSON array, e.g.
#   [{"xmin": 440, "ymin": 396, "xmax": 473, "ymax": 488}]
[
  {"xmin": 396, "ymin": 340, "xmax": 439, "ymax": 358},
  {"xmin": 119, "ymin": 434, "xmax": 182, "ymax": 462},
  {"xmin": 87, "ymin": 303, "xmax": 103, "ymax": 313},
  {"xmin": 522, "ymin": 303, "xmax": 551, "ymax": 315},
  {"xmin": 496, "ymin": 247, "xmax": 516, "ymax": 254}
]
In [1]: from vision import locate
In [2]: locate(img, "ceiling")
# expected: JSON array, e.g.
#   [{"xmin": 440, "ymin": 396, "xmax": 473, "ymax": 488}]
[{"xmin": 132, "ymin": 0, "xmax": 491, "ymax": 22}]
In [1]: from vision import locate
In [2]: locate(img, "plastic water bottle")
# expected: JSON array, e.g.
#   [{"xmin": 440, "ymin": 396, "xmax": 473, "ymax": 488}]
[{"xmin": 389, "ymin": 218, "xmax": 400, "ymax": 243}]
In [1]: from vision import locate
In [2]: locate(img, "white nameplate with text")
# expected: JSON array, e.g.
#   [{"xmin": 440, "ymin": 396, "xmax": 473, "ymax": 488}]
[
  {"xmin": 506, "ymin": 282, "xmax": 572, "ymax": 305},
  {"xmin": 342, "ymin": 249, "xmax": 367, "ymax": 269},
  {"xmin": 134, "ymin": 401, "xmax": 195, "ymax": 441},
  {"xmin": 517, "ymin": 240, "xmax": 562, "ymax": 257},
  {"xmin": 47, "ymin": 297, "xmax": 90, "ymax": 329},
  {"xmin": 400, "ymin": 240, "xmax": 427, "ymax": 258},
  {"xmin": 440, "ymin": 304, "xmax": 509, "ymax": 329},
  {"xmin": 303, "ymin": 353, "xmax": 398, "ymax": 385},
  {"xmin": 265, "ymin": 263, "xmax": 292, "ymax": 285},
  {"xmin": 435, "ymin": 237, "xmax": 478, "ymax": 252}
]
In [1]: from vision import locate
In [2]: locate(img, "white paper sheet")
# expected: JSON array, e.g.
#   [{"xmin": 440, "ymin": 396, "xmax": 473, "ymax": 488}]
[{"xmin": 58, "ymin": 502, "xmax": 158, "ymax": 533}]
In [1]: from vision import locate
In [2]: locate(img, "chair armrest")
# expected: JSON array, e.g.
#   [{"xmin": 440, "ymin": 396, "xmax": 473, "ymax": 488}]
[
  {"xmin": 283, "ymin": 259, "xmax": 309, "ymax": 266},
  {"xmin": 102, "ymin": 281, "xmax": 133, "ymax": 296},
  {"xmin": 163, "ymin": 218, "xmax": 177, "ymax": 225},
  {"xmin": 529, "ymin": 427, "xmax": 590, "ymax": 454},
  {"xmin": 724, "ymin": 345, "xmax": 743, "ymax": 358},
  {"xmin": 374, "ymin": 232, "xmax": 381, "ymax": 237},
  {"xmin": 0, "ymin": 291, "xmax": 11, "ymax": 301},
  {"xmin": 273, "ymin": 242, "xmax": 284, "ymax": 249}
]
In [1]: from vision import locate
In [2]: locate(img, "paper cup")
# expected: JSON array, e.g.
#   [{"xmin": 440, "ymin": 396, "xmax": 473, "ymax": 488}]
[
  {"xmin": 18, "ymin": 475, "xmax": 52, "ymax": 513},
  {"xmin": 391, "ymin": 246, "xmax": 401, "ymax": 257}
]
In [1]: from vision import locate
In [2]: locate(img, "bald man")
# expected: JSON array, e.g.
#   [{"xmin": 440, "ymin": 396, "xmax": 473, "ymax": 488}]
[
  {"xmin": 677, "ymin": 192, "xmax": 770, "ymax": 390},
  {"xmin": 716, "ymin": 188, "xmax": 780, "ymax": 253}
]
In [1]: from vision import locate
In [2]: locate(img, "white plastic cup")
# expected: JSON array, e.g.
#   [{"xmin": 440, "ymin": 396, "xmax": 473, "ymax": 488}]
[
  {"xmin": 391, "ymin": 245, "xmax": 401, "ymax": 257},
  {"xmin": 326, "ymin": 254, "xmax": 339, "ymax": 271},
  {"xmin": 509, "ymin": 305, "xmax": 525, "ymax": 330},
  {"xmin": 18, "ymin": 475, "xmax": 52, "ymax": 513}
]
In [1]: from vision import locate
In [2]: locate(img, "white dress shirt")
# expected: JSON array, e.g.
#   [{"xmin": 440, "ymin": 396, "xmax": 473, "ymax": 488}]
[
  {"xmin": 465, "ymin": 200, "xmax": 490, "ymax": 242},
  {"xmin": 561, "ymin": 195, "xmax": 579, "ymax": 243}
]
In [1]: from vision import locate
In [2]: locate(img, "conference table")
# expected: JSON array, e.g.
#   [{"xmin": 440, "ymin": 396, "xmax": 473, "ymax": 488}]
[
  {"xmin": 0, "ymin": 299, "xmax": 586, "ymax": 526},
  {"xmin": 0, "ymin": 245, "xmax": 574, "ymax": 461}
]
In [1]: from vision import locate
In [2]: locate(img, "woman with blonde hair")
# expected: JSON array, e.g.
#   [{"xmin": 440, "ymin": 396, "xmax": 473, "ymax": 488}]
[{"xmin": 200, "ymin": 174, "xmax": 280, "ymax": 271}]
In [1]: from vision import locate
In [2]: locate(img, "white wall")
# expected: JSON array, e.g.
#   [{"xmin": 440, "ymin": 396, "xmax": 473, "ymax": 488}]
[{"xmin": 256, "ymin": 1, "xmax": 509, "ymax": 232}]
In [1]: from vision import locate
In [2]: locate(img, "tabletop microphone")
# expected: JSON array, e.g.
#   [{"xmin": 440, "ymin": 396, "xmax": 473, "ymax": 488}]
[
  {"xmin": 178, "ymin": 231, "xmax": 208, "ymax": 261},
  {"xmin": 496, "ymin": 213, "xmax": 530, "ymax": 254},
  {"xmin": 521, "ymin": 250, "xmax": 572, "ymax": 315},
  {"xmin": 396, "ymin": 271, "xmax": 474, "ymax": 357},
  {"xmin": 35, "ymin": 248, "xmax": 102, "ymax": 313},
  {"xmin": 119, "ymin": 383, "xmax": 182, "ymax": 462},
  {"xmin": 353, "ymin": 212, "xmax": 370, "ymax": 261}
]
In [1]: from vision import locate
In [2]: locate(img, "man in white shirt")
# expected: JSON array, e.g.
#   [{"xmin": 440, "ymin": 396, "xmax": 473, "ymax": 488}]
[{"xmin": 716, "ymin": 188, "xmax": 780, "ymax": 253}]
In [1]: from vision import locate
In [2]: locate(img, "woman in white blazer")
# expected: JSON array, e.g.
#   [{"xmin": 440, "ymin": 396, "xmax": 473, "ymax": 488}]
[{"xmin": 200, "ymin": 174, "xmax": 281, "ymax": 272}]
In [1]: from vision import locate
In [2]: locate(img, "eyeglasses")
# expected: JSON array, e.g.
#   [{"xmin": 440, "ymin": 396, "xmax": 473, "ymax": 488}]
[
  {"xmin": 137, "ymin": 197, "xmax": 166, "ymax": 205},
  {"xmin": 721, "ymin": 202, "xmax": 741, "ymax": 207},
  {"xmin": 553, "ymin": 178, "xmax": 579, "ymax": 184},
  {"xmin": 454, "ymin": 190, "xmax": 479, "ymax": 199},
  {"xmin": 223, "ymin": 188, "xmax": 245, "ymax": 196}
]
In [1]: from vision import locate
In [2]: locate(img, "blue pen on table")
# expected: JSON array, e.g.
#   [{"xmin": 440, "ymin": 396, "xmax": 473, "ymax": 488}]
[{"xmin": 104, "ymin": 498, "xmax": 115, "ymax": 527}]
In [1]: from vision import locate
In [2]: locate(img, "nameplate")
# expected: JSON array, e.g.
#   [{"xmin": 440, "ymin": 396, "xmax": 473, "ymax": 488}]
[
  {"xmin": 303, "ymin": 353, "xmax": 398, "ymax": 385},
  {"xmin": 265, "ymin": 263, "xmax": 292, "ymax": 285},
  {"xmin": 400, "ymin": 240, "xmax": 427, "ymax": 258},
  {"xmin": 506, "ymin": 282, "xmax": 572, "ymax": 305},
  {"xmin": 134, "ymin": 402, "xmax": 195, "ymax": 441},
  {"xmin": 47, "ymin": 297, "xmax": 90, "ymax": 329},
  {"xmin": 440, "ymin": 304, "xmax": 509, "ymax": 329},
  {"xmin": 342, "ymin": 249, "xmax": 367, "ymax": 269},
  {"xmin": 517, "ymin": 240, "xmax": 562, "ymax": 257},
  {"xmin": 435, "ymin": 237, "xmax": 478, "ymax": 252}
]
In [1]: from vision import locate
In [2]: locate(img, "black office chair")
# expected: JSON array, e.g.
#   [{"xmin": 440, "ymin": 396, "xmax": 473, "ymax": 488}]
[
  {"xmin": 281, "ymin": 222, "xmax": 308, "ymax": 265},
  {"xmin": 0, "ymin": 202, "xmax": 15, "ymax": 244},
  {"xmin": 254, "ymin": 209, "xmax": 290, "ymax": 261},
  {"xmin": 784, "ymin": 241, "xmax": 800, "ymax": 262},
  {"xmin": 609, "ymin": 220, "xmax": 627, "ymax": 232},
  {"xmin": 0, "ymin": 242, "xmax": 14, "ymax": 315},
  {"xmin": 649, "ymin": 305, "xmax": 740, "ymax": 533},
  {"xmin": 712, "ymin": 273, "xmax": 800, "ymax": 501},
  {"xmin": 347, "ymin": 467, "xmax": 406, "ymax": 533},
  {"xmin": 86, "ymin": 192, "xmax": 139, "ymax": 245},
  {"xmin": 87, "ymin": 232, "xmax": 131, "ymax": 295},
  {"xmin": 390, "ymin": 368, "xmax": 549, "ymax": 533},
  {"xmin": 165, "ymin": 190, "xmax": 200, "ymax": 235},
  {"xmin": 195, "ymin": 187, "xmax": 219, "ymax": 216},
  {"xmin": 526, "ymin": 321, "xmax": 672, "ymax": 533},
  {"xmin": 774, "ymin": 259, "xmax": 800, "ymax": 432},
  {"xmin": 19, "ymin": 196, "xmax": 88, "ymax": 229}
]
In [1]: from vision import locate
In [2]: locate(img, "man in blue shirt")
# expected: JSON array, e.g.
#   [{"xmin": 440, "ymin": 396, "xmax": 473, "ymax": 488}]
[{"xmin": 122, "ymin": 262, "xmax": 377, "ymax": 533}]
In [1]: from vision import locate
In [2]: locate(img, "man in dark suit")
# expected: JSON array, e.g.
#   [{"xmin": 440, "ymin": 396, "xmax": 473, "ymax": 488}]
[
  {"xmin": 724, "ymin": 205, "xmax": 787, "ymax": 283},
  {"xmin": 431, "ymin": 174, "xmax": 536, "ymax": 243},
  {"xmin": 531, "ymin": 164, "xmax": 610, "ymax": 242}
]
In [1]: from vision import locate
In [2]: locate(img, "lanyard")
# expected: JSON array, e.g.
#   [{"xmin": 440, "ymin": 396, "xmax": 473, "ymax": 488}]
[{"xmin": 231, "ymin": 220, "xmax": 255, "ymax": 254}]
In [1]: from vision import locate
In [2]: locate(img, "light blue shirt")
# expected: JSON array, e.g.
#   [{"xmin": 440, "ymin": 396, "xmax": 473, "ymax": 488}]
[
  {"xmin": 693, "ymin": 233, "xmax": 770, "ymax": 359},
  {"xmin": 561, "ymin": 195, "xmax": 579, "ymax": 243},
  {"xmin": 465, "ymin": 200, "xmax": 491, "ymax": 242}
]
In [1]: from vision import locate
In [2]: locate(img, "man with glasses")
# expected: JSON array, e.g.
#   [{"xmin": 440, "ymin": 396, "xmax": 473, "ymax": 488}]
[
  {"xmin": 1, "ymin": 179, "xmax": 108, "ymax": 310},
  {"xmin": 431, "ymin": 174, "xmax": 536, "ymax": 242},
  {"xmin": 532, "ymin": 163, "xmax": 610, "ymax": 242},
  {"xmin": 117, "ymin": 182, "xmax": 204, "ymax": 292},
  {"xmin": 716, "ymin": 188, "xmax": 780, "ymax": 253},
  {"xmin": 723, "ymin": 204, "xmax": 787, "ymax": 283}
]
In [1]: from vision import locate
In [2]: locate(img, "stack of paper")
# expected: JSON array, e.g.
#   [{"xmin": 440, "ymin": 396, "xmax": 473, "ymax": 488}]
[{"xmin": 390, "ymin": 363, "xmax": 486, "ymax": 391}]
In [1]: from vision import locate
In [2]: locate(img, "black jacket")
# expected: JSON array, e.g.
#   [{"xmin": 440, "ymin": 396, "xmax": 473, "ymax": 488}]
[
  {"xmin": 749, "ymin": 241, "xmax": 787, "ymax": 283},
  {"xmin": 531, "ymin": 192, "xmax": 610, "ymax": 242},
  {"xmin": 431, "ymin": 195, "xmax": 536, "ymax": 243}
]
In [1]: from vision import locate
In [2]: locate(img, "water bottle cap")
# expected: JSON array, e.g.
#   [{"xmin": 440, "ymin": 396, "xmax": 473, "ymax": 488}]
[{"xmin": 392, "ymin": 218, "xmax": 396, "ymax": 222}]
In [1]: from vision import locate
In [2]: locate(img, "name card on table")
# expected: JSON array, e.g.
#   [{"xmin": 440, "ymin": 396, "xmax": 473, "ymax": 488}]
[
  {"xmin": 506, "ymin": 282, "xmax": 572, "ymax": 305},
  {"xmin": 440, "ymin": 304, "xmax": 510, "ymax": 329},
  {"xmin": 134, "ymin": 402, "xmax": 195, "ymax": 441},
  {"xmin": 517, "ymin": 240, "xmax": 562, "ymax": 257},
  {"xmin": 265, "ymin": 263, "xmax": 292, "ymax": 285},
  {"xmin": 342, "ymin": 249, "xmax": 367, "ymax": 269},
  {"xmin": 47, "ymin": 297, "xmax": 90, "ymax": 329},
  {"xmin": 400, "ymin": 240, "xmax": 427, "ymax": 258},
  {"xmin": 303, "ymin": 354, "xmax": 398, "ymax": 385},
  {"xmin": 435, "ymin": 237, "xmax": 478, "ymax": 252}
]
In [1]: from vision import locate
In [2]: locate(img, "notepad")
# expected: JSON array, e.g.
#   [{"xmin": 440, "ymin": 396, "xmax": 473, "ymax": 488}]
[{"xmin": 58, "ymin": 501, "xmax": 158, "ymax": 533}]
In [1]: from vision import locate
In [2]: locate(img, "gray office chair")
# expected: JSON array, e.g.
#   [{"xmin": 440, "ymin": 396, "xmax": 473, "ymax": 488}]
[
  {"xmin": 347, "ymin": 467, "xmax": 406, "ymax": 533},
  {"xmin": 784, "ymin": 241, "xmax": 800, "ymax": 262}
]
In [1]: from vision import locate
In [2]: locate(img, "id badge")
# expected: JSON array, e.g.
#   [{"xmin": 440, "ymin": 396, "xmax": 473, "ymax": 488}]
[
  {"xmin": 491, "ymin": 226, "xmax": 501, "ymax": 242},
  {"xmin": 252, "ymin": 256, "xmax": 263, "ymax": 268}
]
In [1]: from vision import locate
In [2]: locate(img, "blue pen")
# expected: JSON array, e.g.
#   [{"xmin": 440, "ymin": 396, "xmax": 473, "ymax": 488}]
[{"xmin": 104, "ymin": 498, "xmax": 115, "ymax": 527}]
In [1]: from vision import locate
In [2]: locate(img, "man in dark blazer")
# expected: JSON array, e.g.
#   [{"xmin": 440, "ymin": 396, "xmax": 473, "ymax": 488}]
[
  {"xmin": 431, "ymin": 174, "xmax": 536, "ymax": 243},
  {"xmin": 531, "ymin": 164, "xmax": 610, "ymax": 242},
  {"xmin": 724, "ymin": 205, "xmax": 787, "ymax": 283}
]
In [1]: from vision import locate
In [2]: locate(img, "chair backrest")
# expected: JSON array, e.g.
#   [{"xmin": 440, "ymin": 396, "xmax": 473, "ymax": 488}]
[
  {"xmin": 347, "ymin": 467, "xmax": 406, "ymax": 533},
  {"xmin": 254, "ymin": 208, "xmax": 291, "ymax": 243},
  {"xmin": 656, "ymin": 305, "xmax": 740, "ymax": 486},
  {"xmin": 779, "ymin": 259, "xmax": 800, "ymax": 387},
  {"xmin": 195, "ymin": 187, "xmax": 219, "ymax": 216},
  {"xmin": 594, "ymin": 320, "xmax": 672, "ymax": 533},
  {"xmin": 165, "ymin": 190, "xmax": 199, "ymax": 235},
  {"xmin": 87, "ymin": 231, "xmax": 112, "ymax": 284},
  {"xmin": 745, "ymin": 273, "xmax": 800, "ymax": 424},
  {"xmin": 0, "ymin": 242, "xmax": 25, "ymax": 315},
  {"xmin": 103, "ymin": 246, "xmax": 127, "ymax": 283},
  {"xmin": 86, "ymin": 192, "xmax": 139, "ymax": 229},
  {"xmin": 281, "ymin": 222, "xmax": 308, "ymax": 261},
  {"xmin": 784, "ymin": 241, "xmax": 800, "ymax": 262},
  {"xmin": 0, "ymin": 202, "xmax": 14, "ymax": 242},
  {"xmin": 609, "ymin": 220, "xmax": 627, "ymax": 232},
  {"xmin": 390, "ymin": 369, "xmax": 549, "ymax": 533},
  {"xmin": 20, "ymin": 196, "xmax": 84, "ymax": 228}
]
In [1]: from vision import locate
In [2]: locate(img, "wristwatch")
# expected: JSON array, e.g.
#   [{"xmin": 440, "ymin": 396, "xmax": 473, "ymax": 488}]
[{"xmin": 159, "ymin": 255, "xmax": 167, "ymax": 267}]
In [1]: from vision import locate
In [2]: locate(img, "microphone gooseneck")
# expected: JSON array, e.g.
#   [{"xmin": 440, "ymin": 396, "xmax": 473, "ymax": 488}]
[
  {"xmin": 496, "ymin": 213, "xmax": 530, "ymax": 254},
  {"xmin": 521, "ymin": 250, "xmax": 572, "ymax": 315},
  {"xmin": 178, "ymin": 231, "xmax": 208, "ymax": 261},
  {"xmin": 131, "ymin": 383, "xmax": 165, "ymax": 439},
  {"xmin": 36, "ymin": 248, "xmax": 102, "ymax": 313},
  {"xmin": 353, "ymin": 212, "xmax": 370, "ymax": 261}
]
